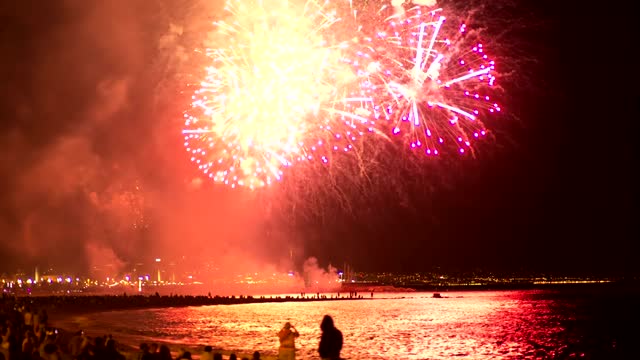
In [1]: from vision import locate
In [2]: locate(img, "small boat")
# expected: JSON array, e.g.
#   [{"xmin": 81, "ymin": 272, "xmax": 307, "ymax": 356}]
[{"xmin": 433, "ymin": 293, "xmax": 442, "ymax": 298}]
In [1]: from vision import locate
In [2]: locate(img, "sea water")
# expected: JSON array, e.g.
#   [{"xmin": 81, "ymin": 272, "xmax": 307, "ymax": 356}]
[{"xmin": 54, "ymin": 285, "xmax": 638, "ymax": 359}]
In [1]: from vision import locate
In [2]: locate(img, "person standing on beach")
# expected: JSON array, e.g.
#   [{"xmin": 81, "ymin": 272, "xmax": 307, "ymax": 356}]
[
  {"xmin": 158, "ymin": 345, "xmax": 172, "ymax": 360},
  {"xmin": 200, "ymin": 346, "xmax": 214, "ymax": 360},
  {"xmin": 277, "ymin": 322, "xmax": 299, "ymax": 360},
  {"xmin": 137, "ymin": 343, "xmax": 154, "ymax": 360},
  {"xmin": 318, "ymin": 315, "xmax": 343, "ymax": 360}
]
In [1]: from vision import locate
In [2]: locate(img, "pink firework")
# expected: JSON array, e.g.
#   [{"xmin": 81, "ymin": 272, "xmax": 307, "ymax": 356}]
[{"xmin": 346, "ymin": 5, "xmax": 501, "ymax": 155}]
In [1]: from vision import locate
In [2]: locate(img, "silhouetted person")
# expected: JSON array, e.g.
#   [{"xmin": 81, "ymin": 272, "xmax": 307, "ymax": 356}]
[
  {"xmin": 318, "ymin": 315, "xmax": 343, "ymax": 360},
  {"xmin": 42, "ymin": 343, "xmax": 61, "ymax": 360},
  {"xmin": 201, "ymin": 346, "xmax": 213, "ymax": 360},
  {"xmin": 277, "ymin": 322, "xmax": 299, "ymax": 360},
  {"xmin": 0, "ymin": 337, "xmax": 6, "ymax": 360},
  {"xmin": 93, "ymin": 336, "xmax": 108, "ymax": 360},
  {"xmin": 251, "ymin": 351, "xmax": 261, "ymax": 360},
  {"xmin": 68, "ymin": 330, "xmax": 85, "ymax": 359},
  {"xmin": 105, "ymin": 338, "xmax": 125, "ymax": 360},
  {"xmin": 5, "ymin": 328, "xmax": 20, "ymax": 360},
  {"xmin": 37, "ymin": 310, "xmax": 48, "ymax": 329},
  {"xmin": 158, "ymin": 345, "xmax": 173, "ymax": 360},
  {"xmin": 212, "ymin": 354, "xmax": 222, "ymax": 360},
  {"xmin": 150, "ymin": 343, "xmax": 159, "ymax": 360},
  {"xmin": 137, "ymin": 343, "xmax": 153, "ymax": 360},
  {"xmin": 22, "ymin": 329, "xmax": 36, "ymax": 355}
]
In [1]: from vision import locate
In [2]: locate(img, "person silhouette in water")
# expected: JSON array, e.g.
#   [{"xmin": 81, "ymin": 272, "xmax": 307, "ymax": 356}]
[
  {"xmin": 277, "ymin": 322, "xmax": 299, "ymax": 360},
  {"xmin": 318, "ymin": 315, "xmax": 343, "ymax": 360}
]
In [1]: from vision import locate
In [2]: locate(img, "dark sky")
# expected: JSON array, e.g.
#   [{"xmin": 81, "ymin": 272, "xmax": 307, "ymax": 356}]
[{"xmin": 0, "ymin": 0, "xmax": 637, "ymax": 277}]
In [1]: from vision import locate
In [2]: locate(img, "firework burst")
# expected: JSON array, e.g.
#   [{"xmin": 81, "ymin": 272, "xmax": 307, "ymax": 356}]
[
  {"xmin": 182, "ymin": 0, "xmax": 371, "ymax": 189},
  {"xmin": 347, "ymin": 4, "xmax": 501, "ymax": 155}
]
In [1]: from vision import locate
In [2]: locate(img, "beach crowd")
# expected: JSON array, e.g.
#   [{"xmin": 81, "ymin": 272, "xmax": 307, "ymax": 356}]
[{"xmin": 1, "ymin": 294, "xmax": 344, "ymax": 360}]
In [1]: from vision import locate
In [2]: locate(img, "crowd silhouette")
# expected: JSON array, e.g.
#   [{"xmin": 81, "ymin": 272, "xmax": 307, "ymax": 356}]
[
  {"xmin": 4, "ymin": 293, "xmax": 362, "ymax": 317},
  {"xmin": 1, "ymin": 294, "xmax": 344, "ymax": 360}
]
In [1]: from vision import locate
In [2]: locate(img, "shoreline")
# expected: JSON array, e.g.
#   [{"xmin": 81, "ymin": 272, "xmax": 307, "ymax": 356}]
[
  {"xmin": 10, "ymin": 282, "xmax": 634, "ymax": 360},
  {"xmin": 11, "ymin": 280, "xmax": 636, "ymax": 317},
  {"xmin": 24, "ymin": 293, "xmax": 369, "ymax": 319},
  {"xmin": 37, "ymin": 294, "xmax": 360, "ymax": 360}
]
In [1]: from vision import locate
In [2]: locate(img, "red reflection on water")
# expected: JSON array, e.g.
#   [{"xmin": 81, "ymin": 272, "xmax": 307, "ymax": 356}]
[{"xmin": 56, "ymin": 291, "xmax": 574, "ymax": 359}]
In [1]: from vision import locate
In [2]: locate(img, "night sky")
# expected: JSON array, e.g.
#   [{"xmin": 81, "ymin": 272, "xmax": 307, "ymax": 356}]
[{"xmin": 0, "ymin": 0, "xmax": 637, "ymax": 276}]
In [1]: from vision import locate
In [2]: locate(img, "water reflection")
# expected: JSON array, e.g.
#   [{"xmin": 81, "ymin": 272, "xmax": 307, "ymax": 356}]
[{"xmin": 57, "ymin": 290, "xmax": 600, "ymax": 359}]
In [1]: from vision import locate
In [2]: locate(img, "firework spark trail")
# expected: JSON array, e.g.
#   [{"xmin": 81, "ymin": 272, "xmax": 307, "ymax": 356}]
[
  {"xmin": 182, "ymin": 0, "xmax": 372, "ymax": 190},
  {"xmin": 347, "ymin": 5, "xmax": 501, "ymax": 155}
]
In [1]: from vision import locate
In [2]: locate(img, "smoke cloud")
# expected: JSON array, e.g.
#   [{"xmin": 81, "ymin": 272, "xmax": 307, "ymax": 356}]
[{"xmin": 0, "ymin": 0, "xmax": 339, "ymax": 294}]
